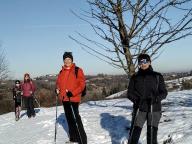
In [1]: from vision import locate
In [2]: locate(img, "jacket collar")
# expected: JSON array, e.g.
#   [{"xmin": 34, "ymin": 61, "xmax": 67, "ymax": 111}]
[{"xmin": 62, "ymin": 63, "xmax": 75, "ymax": 71}]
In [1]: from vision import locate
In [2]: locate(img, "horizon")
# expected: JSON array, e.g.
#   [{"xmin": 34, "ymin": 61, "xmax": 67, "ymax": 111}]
[{"xmin": 5, "ymin": 69, "xmax": 192, "ymax": 81}]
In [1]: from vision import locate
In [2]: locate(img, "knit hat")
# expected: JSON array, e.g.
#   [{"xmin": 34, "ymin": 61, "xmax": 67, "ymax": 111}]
[
  {"xmin": 138, "ymin": 53, "xmax": 151, "ymax": 63},
  {"xmin": 15, "ymin": 80, "xmax": 20, "ymax": 84},
  {"xmin": 63, "ymin": 52, "xmax": 73, "ymax": 61}
]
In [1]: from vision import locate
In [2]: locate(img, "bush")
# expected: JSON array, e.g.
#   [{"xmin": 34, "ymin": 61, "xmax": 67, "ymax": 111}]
[
  {"xmin": 0, "ymin": 100, "xmax": 14, "ymax": 115},
  {"xmin": 182, "ymin": 80, "xmax": 192, "ymax": 90}
]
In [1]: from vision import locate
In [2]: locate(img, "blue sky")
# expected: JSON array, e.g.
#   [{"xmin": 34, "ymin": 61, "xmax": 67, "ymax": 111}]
[{"xmin": 0, "ymin": 0, "xmax": 192, "ymax": 79}]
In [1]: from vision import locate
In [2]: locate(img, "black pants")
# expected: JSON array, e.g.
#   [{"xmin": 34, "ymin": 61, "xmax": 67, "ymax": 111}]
[
  {"xmin": 23, "ymin": 96, "xmax": 35, "ymax": 117},
  {"xmin": 15, "ymin": 100, "xmax": 21, "ymax": 117},
  {"xmin": 128, "ymin": 108, "xmax": 161, "ymax": 144},
  {"xmin": 15, "ymin": 100, "xmax": 21, "ymax": 108},
  {"xmin": 63, "ymin": 101, "xmax": 87, "ymax": 144}
]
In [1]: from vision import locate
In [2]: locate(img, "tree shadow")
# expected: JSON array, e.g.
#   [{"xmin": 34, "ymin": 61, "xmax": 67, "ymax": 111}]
[
  {"xmin": 100, "ymin": 113, "xmax": 132, "ymax": 144},
  {"xmin": 86, "ymin": 100, "xmax": 133, "ymax": 110},
  {"xmin": 57, "ymin": 113, "xmax": 69, "ymax": 137},
  {"xmin": 100, "ymin": 113, "xmax": 142, "ymax": 144}
]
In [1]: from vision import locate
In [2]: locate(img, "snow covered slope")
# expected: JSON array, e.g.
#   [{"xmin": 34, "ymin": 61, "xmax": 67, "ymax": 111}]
[{"xmin": 1, "ymin": 90, "xmax": 192, "ymax": 144}]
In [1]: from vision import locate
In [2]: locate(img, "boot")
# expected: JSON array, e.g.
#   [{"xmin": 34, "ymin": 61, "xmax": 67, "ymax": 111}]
[
  {"xmin": 147, "ymin": 126, "xmax": 158, "ymax": 144},
  {"xmin": 128, "ymin": 126, "xmax": 142, "ymax": 144}
]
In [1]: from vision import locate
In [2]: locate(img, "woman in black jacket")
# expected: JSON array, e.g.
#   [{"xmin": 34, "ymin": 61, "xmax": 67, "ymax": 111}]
[{"xmin": 127, "ymin": 54, "xmax": 167, "ymax": 144}]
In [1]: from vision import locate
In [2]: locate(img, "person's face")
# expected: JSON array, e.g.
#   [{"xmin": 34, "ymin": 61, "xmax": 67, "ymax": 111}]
[
  {"xmin": 25, "ymin": 75, "xmax": 30, "ymax": 80},
  {"xmin": 16, "ymin": 83, "xmax": 20, "ymax": 87},
  {"xmin": 139, "ymin": 59, "xmax": 151, "ymax": 70},
  {"xmin": 64, "ymin": 58, "xmax": 73, "ymax": 67}
]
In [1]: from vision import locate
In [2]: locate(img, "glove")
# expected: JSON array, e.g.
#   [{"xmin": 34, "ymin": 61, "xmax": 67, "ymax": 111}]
[{"xmin": 66, "ymin": 91, "xmax": 73, "ymax": 98}]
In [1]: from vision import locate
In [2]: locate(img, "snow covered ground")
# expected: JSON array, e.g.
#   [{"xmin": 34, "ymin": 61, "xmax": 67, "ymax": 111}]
[{"xmin": 1, "ymin": 90, "xmax": 192, "ymax": 144}]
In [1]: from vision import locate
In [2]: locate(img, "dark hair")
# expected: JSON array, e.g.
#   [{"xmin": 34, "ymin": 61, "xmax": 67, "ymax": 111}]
[
  {"xmin": 138, "ymin": 53, "xmax": 151, "ymax": 62},
  {"xmin": 63, "ymin": 52, "xmax": 73, "ymax": 61}
]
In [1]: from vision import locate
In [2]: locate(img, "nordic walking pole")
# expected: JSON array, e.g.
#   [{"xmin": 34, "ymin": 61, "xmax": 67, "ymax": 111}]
[
  {"xmin": 54, "ymin": 94, "xmax": 58, "ymax": 143},
  {"xmin": 68, "ymin": 97, "xmax": 83, "ymax": 144},
  {"xmin": 150, "ymin": 100, "xmax": 153, "ymax": 144},
  {"xmin": 128, "ymin": 107, "xmax": 139, "ymax": 144},
  {"xmin": 34, "ymin": 97, "xmax": 40, "ymax": 108}
]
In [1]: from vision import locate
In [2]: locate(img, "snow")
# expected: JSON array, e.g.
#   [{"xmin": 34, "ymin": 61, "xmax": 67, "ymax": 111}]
[
  {"xmin": 165, "ymin": 76, "xmax": 192, "ymax": 84},
  {"xmin": 106, "ymin": 90, "xmax": 127, "ymax": 99},
  {"xmin": 1, "ymin": 90, "xmax": 192, "ymax": 144}
]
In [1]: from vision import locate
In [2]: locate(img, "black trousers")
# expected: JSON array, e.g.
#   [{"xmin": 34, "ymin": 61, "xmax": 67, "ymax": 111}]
[
  {"xmin": 128, "ymin": 108, "xmax": 161, "ymax": 144},
  {"xmin": 23, "ymin": 96, "xmax": 35, "ymax": 117},
  {"xmin": 63, "ymin": 101, "xmax": 87, "ymax": 144}
]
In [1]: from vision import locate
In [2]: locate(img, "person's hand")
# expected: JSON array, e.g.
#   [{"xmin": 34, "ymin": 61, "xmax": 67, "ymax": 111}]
[
  {"xmin": 55, "ymin": 89, "xmax": 60, "ymax": 95},
  {"xmin": 66, "ymin": 91, "xmax": 73, "ymax": 98},
  {"xmin": 21, "ymin": 91, "xmax": 23, "ymax": 95}
]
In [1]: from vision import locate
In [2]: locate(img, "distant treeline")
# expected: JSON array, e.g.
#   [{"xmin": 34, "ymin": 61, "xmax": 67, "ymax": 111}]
[{"xmin": 1, "ymin": 71, "xmax": 192, "ymax": 114}]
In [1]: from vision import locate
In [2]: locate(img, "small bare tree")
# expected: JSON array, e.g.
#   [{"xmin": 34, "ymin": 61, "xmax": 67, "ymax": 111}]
[
  {"xmin": 70, "ymin": 0, "xmax": 192, "ymax": 78},
  {"xmin": 0, "ymin": 47, "xmax": 8, "ymax": 81}
]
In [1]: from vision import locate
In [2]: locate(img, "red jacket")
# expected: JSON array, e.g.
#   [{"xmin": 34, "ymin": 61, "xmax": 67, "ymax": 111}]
[
  {"xmin": 21, "ymin": 81, "xmax": 36, "ymax": 97},
  {"xmin": 56, "ymin": 63, "xmax": 85, "ymax": 102}
]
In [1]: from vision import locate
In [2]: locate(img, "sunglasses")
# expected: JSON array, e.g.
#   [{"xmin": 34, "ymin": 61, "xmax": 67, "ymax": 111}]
[{"xmin": 139, "ymin": 59, "xmax": 149, "ymax": 65}]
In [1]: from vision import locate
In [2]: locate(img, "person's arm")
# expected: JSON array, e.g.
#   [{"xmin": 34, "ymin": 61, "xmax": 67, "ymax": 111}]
[
  {"xmin": 12, "ymin": 88, "xmax": 16, "ymax": 100},
  {"xmin": 127, "ymin": 75, "xmax": 140, "ymax": 103},
  {"xmin": 31, "ymin": 81, "xmax": 36, "ymax": 93},
  {"xmin": 157, "ymin": 74, "xmax": 168, "ymax": 101},
  {"xmin": 71, "ymin": 68, "xmax": 86, "ymax": 96}
]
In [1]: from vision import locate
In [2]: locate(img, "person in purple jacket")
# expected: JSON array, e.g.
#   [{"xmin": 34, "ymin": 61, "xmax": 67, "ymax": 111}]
[{"xmin": 21, "ymin": 73, "xmax": 36, "ymax": 118}]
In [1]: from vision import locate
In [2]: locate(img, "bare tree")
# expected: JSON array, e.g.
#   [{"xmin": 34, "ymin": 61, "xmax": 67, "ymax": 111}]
[
  {"xmin": 70, "ymin": 0, "xmax": 192, "ymax": 77},
  {"xmin": 0, "ymin": 47, "xmax": 8, "ymax": 81}
]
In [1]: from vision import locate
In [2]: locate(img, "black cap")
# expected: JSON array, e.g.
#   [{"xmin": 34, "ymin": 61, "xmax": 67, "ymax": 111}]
[
  {"xmin": 63, "ymin": 52, "xmax": 73, "ymax": 61},
  {"xmin": 15, "ymin": 80, "xmax": 20, "ymax": 84},
  {"xmin": 138, "ymin": 53, "xmax": 151, "ymax": 62}
]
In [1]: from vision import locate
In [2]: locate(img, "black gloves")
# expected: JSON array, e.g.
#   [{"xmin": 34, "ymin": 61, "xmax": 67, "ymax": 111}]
[{"xmin": 66, "ymin": 91, "xmax": 73, "ymax": 98}]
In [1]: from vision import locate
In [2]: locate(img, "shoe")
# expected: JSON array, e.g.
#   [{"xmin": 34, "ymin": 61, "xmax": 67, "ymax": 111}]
[
  {"xmin": 15, "ymin": 117, "xmax": 19, "ymax": 121},
  {"xmin": 32, "ymin": 114, "xmax": 36, "ymax": 117}
]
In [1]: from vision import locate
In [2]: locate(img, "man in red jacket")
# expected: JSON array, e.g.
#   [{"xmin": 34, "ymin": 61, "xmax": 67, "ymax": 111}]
[
  {"xmin": 56, "ymin": 52, "xmax": 87, "ymax": 144},
  {"xmin": 21, "ymin": 73, "xmax": 36, "ymax": 118}
]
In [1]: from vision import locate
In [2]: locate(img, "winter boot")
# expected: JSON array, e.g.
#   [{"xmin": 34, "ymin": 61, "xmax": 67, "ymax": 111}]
[
  {"xmin": 128, "ymin": 126, "xmax": 142, "ymax": 144},
  {"xmin": 147, "ymin": 126, "xmax": 158, "ymax": 144},
  {"xmin": 15, "ymin": 115, "xmax": 19, "ymax": 121}
]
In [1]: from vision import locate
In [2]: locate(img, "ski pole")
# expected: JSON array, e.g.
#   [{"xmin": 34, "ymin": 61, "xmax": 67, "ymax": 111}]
[
  {"xmin": 150, "ymin": 100, "xmax": 153, "ymax": 144},
  {"xmin": 34, "ymin": 97, "xmax": 40, "ymax": 108},
  {"xmin": 54, "ymin": 95, "xmax": 58, "ymax": 143},
  {"xmin": 68, "ymin": 97, "xmax": 83, "ymax": 144},
  {"xmin": 128, "ymin": 107, "xmax": 139, "ymax": 144}
]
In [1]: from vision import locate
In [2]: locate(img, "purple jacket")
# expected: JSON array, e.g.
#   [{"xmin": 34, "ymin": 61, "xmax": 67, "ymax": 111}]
[{"xmin": 21, "ymin": 81, "xmax": 36, "ymax": 97}]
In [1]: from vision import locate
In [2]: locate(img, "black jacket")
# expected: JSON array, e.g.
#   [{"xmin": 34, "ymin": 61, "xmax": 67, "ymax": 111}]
[
  {"xmin": 13, "ymin": 87, "xmax": 22, "ymax": 103},
  {"xmin": 127, "ymin": 66, "xmax": 167, "ymax": 112}
]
